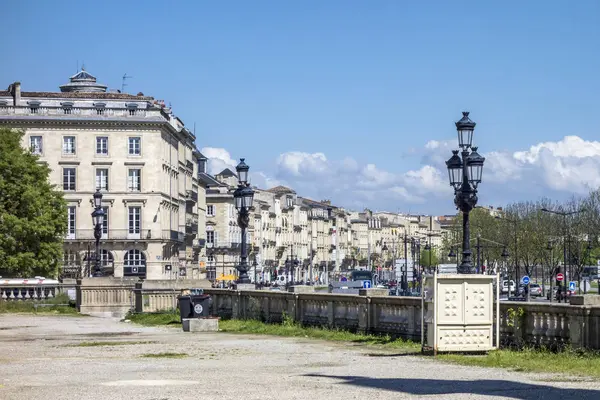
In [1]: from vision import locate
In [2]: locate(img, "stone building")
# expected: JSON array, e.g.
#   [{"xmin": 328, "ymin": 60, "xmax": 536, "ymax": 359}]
[{"xmin": 0, "ymin": 69, "xmax": 208, "ymax": 279}]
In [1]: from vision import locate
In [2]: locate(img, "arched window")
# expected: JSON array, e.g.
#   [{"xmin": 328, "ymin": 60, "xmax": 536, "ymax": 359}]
[{"xmin": 124, "ymin": 249, "xmax": 146, "ymax": 277}]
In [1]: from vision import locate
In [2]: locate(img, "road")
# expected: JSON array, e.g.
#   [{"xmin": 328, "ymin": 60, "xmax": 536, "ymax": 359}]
[{"xmin": 0, "ymin": 314, "xmax": 599, "ymax": 400}]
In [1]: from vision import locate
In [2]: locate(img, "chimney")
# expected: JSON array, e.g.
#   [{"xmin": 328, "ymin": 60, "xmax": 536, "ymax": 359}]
[{"xmin": 11, "ymin": 82, "xmax": 21, "ymax": 106}]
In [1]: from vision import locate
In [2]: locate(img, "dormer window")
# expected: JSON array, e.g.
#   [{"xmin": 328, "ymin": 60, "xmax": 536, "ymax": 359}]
[
  {"xmin": 126, "ymin": 103, "xmax": 138, "ymax": 116},
  {"xmin": 94, "ymin": 102, "xmax": 106, "ymax": 116},
  {"xmin": 61, "ymin": 102, "xmax": 73, "ymax": 115},
  {"xmin": 199, "ymin": 157, "xmax": 207, "ymax": 174},
  {"xmin": 28, "ymin": 100, "xmax": 40, "ymax": 114}
]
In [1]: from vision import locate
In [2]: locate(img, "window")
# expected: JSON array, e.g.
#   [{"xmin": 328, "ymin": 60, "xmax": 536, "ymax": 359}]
[
  {"xmin": 95, "ymin": 168, "xmax": 109, "ymax": 191},
  {"xmin": 96, "ymin": 137, "xmax": 108, "ymax": 155},
  {"xmin": 30, "ymin": 136, "xmax": 43, "ymax": 155},
  {"xmin": 101, "ymin": 206, "xmax": 109, "ymax": 237},
  {"xmin": 207, "ymin": 205, "xmax": 215, "ymax": 216},
  {"xmin": 128, "ymin": 137, "xmax": 141, "ymax": 155},
  {"xmin": 207, "ymin": 231, "xmax": 215, "ymax": 247},
  {"xmin": 63, "ymin": 136, "xmax": 76, "ymax": 155},
  {"xmin": 124, "ymin": 249, "xmax": 146, "ymax": 277},
  {"xmin": 128, "ymin": 206, "xmax": 141, "ymax": 239},
  {"xmin": 127, "ymin": 169, "xmax": 141, "ymax": 191},
  {"xmin": 63, "ymin": 168, "xmax": 76, "ymax": 191},
  {"xmin": 67, "ymin": 206, "xmax": 76, "ymax": 239},
  {"xmin": 199, "ymin": 158, "xmax": 207, "ymax": 174}
]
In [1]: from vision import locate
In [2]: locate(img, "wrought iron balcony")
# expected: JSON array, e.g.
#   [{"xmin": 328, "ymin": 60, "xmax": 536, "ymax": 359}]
[
  {"xmin": 64, "ymin": 229, "xmax": 184, "ymax": 243},
  {"xmin": 185, "ymin": 190, "xmax": 198, "ymax": 203}
]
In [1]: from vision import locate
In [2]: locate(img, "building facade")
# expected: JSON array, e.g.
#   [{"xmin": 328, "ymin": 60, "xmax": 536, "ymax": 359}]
[{"xmin": 0, "ymin": 69, "xmax": 208, "ymax": 279}]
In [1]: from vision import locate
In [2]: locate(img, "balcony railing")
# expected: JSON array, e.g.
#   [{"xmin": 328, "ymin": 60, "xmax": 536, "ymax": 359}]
[
  {"xmin": 64, "ymin": 229, "xmax": 184, "ymax": 242},
  {"xmin": 186, "ymin": 190, "xmax": 198, "ymax": 203},
  {"xmin": 193, "ymin": 238, "xmax": 206, "ymax": 248},
  {"xmin": 0, "ymin": 105, "xmax": 162, "ymax": 118}
]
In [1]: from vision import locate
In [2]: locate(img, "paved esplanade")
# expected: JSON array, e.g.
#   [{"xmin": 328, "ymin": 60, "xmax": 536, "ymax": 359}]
[{"xmin": 0, "ymin": 315, "xmax": 599, "ymax": 400}]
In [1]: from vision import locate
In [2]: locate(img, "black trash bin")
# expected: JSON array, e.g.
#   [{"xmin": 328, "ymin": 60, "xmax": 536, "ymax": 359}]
[
  {"xmin": 190, "ymin": 294, "xmax": 211, "ymax": 318},
  {"xmin": 178, "ymin": 295, "xmax": 193, "ymax": 321}
]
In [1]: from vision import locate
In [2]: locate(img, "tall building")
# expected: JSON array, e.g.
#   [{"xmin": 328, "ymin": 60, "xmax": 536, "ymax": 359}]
[{"xmin": 0, "ymin": 69, "xmax": 208, "ymax": 279}]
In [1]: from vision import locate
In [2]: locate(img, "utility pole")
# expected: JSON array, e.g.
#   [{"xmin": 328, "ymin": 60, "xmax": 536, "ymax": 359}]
[{"xmin": 403, "ymin": 233, "xmax": 408, "ymax": 294}]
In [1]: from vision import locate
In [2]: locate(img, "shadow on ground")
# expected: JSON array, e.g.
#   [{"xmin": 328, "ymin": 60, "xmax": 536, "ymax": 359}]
[{"xmin": 304, "ymin": 374, "xmax": 600, "ymax": 400}]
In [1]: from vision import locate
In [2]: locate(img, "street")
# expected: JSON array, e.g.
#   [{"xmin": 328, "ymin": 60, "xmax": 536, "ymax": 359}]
[{"xmin": 0, "ymin": 315, "xmax": 599, "ymax": 399}]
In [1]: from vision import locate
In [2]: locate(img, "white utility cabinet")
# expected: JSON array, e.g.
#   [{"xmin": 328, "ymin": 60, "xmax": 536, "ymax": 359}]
[{"xmin": 421, "ymin": 273, "xmax": 499, "ymax": 353}]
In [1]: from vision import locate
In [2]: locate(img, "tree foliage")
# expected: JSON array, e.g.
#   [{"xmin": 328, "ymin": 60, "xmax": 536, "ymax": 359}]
[
  {"xmin": 440, "ymin": 190, "xmax": 600, "ymax": 282},
  {"xmin": 420, "ymin": 247, "xmax": 439, "ymax": 268},
  {"xmin": 0, "ymin": 128, "xmax": 67, "ymax": 277}
]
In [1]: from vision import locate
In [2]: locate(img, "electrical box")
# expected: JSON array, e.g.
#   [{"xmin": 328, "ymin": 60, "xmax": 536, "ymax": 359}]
[{"xmin": 422, "ymin": 273, "xmax": 499, "ymax": 353}]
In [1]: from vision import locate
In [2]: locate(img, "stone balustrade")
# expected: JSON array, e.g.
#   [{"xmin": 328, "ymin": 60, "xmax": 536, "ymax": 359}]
[
  {"xmin": 0, "ymin": 284, "xmax": 68, "ymax": 301},
  {"xmin": 14, "ymin": 278, "xmax": 599, "ymax": 350},
  {"xmin": 202, "ymin": 289, "xmax": 600, "ymax": 350}
]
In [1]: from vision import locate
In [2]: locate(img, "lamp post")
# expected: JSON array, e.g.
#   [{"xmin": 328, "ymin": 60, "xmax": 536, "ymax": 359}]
[
  {"xmin": 446, "ymin": 112, "xmax": 485, "ymax": 274},
  {"xmin": 233, "ymin": 158, "xmax": 255, "ymax": 284},
  {"xmin": 382, "ymin": 242, "xmax": 388, "ymax": 284},
  {"xmin": 252, "ymin": 257, "xmax": 259, "ymax": 288},
  {"xmin": 424, "ymin": 243, "xmax": 432, "ymax": 273},
  {"xmin": 91, "ymin": 189, "xmax": 105, "ymax": 277},
  {"xmin": 541, "ymin": 207, "xmax": 585, "ymax": 303}
]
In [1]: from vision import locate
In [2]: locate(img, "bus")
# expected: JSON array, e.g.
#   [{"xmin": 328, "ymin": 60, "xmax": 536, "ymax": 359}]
[{"xmin": 350, "ymin": 270, "xmax": 373, "ymax": 282}]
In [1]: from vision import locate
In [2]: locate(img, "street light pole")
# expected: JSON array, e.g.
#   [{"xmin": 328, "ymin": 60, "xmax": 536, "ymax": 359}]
[
  {"xmin": 233, "ymin": 159, "xmax": 255, "ymax": 285},
  {"xmin": 91, "ymin": 189, "xmax": 105, "ymax": 277},
  {"xmin": 541, "ymin": 207, "xmax": 584, "ymax": 303},
  {"xmin": 445, "ymin": 112, "xmax": 485, "ymax": 274}
]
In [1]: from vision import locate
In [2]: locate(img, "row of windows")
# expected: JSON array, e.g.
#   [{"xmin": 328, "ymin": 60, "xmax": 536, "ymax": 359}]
[
  {"xmin": 63, "ymin": 167, "xmax": 141, "ymax": 192},
  {"xmin": 63, "ymin": 249, "xmax": 146, "ymax": 277},
  {"xmin": 66, "ymin": 205, "xmax": 142, "ymax": 236},
  {"xmin": 29, "ymin": 136, "xmax": 142, "ymax": 157}
]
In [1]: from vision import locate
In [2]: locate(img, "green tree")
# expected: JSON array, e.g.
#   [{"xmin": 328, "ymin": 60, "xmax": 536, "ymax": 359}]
[
  {"xmin": 420, "ymin": 247, "xmax": 438, "ymax": 268},
  {"xmin": 0, "ymin": 128, "xmax": 67, "ymax": 277}
]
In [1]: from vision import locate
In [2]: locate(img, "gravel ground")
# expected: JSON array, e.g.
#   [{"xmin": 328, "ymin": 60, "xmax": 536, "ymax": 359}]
[{"xmin": 0, "ymin": 314, "xmax": 599, "ymax": 400}]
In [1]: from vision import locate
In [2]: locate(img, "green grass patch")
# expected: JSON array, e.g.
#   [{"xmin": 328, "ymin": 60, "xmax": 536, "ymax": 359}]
[
  {"xmin": 140, "ymin": 352, "xmax": 187, "ymax": 359},
  {"xmin": 439, "ymin": 347, "xmax": 600, "ymax": 378},
  {"xmin": 0, "ymin": 293, "xmax": 77, "ymax": 314},
  {"xmin": 68, "ymin": 340, "xmax": 155, "ymax": 347},
  {"xmin": 125, "ymin": 311, "xmax": 181, "ymax": 327},
  {"xmin": 218, "ymin": 318, "xmax": 420, "ymax": 352}
]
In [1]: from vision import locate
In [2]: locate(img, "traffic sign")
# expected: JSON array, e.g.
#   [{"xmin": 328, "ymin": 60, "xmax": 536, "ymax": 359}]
[
  {"xmin": 556, "ymin": 273, "xmax": 564, "ymax": 282},
  {"xmin": 521, "ymin": 276, "xmax": 530, "ymax": 285},
  {"xmin": 362, "ymin": 280, "xmax": 372, "ymax": 289},
  {"xmin": 569, "ymin": 281, "xmax": 576, "ymax": 291}
]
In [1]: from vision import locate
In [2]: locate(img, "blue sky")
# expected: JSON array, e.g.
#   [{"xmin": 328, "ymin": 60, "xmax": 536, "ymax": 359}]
[{"xmin": 2, "ymin": 1, "xmax": 600, "ymax": 214}]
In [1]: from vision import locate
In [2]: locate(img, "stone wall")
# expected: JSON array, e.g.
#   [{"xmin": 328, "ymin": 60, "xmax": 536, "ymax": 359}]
[
  {"xmin": 203, "ymin": 289, "xmax": 600, "ymax": 350},
  {"xmin": 74, "ymin": 280, "xmax": 600, "ymax": 350}
]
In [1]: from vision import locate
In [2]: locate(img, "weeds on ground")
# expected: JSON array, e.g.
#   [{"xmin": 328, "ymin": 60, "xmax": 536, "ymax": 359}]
[
  {"xmin": 125, "ymin": 311, "xmax": 181, "ymax": 327},
  {"xmin": 220, "ymin": 312, "xmax": 420, "ymax": 352},
  {"xmin": 439, "ymin": 346, "xmax": 600, "ymax": 378},
  {"xmin": 0, "ymin": 293, "xmax": 77, "ymax": 314},
  {"xmin": 68, "ymin": 340, "xmax": 155, "ymax": 347},
  {"xmin": 141, "ymin": 352, "xmax": 187, "ymax": 359}
]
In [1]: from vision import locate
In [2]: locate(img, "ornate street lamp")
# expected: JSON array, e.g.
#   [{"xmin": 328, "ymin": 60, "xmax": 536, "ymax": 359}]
[
  {"xmin": 233, "ymin": 158, "xmax": 254, "ymax": 284},
  {"xmin": 446, "ymin": 112, "xmax": 485, "ymax": 274},
  {"xmin": 91, "ymin": 189, "xmax": 105, "ymax": 277}
]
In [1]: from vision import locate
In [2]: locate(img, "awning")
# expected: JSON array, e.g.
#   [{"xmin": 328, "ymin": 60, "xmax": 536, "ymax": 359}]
[{"xmin": 216, "ymin": 274, "xmax": 236, "ymax": 281}]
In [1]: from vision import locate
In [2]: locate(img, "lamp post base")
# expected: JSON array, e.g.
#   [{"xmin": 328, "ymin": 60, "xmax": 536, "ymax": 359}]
[{"xmin": 457, "ymin": 265, "xmax": 476, "ymax": 274}]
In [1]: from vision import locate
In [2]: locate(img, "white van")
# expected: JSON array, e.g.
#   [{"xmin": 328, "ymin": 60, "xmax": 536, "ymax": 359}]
[{"xmin": 501, "ymin": 280, "xmax": 516, "ymax": 294}]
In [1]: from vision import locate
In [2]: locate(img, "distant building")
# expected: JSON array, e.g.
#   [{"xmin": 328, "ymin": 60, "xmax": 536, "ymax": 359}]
[{"xmin": 0, "ymin": 69, "xmax": 209, "ymax": 279}]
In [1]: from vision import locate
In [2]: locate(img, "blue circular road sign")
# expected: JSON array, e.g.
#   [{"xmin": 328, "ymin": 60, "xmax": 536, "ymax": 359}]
[{"xmin": 522, "ymin": 276, "xmax": 530, "ymax": 285}]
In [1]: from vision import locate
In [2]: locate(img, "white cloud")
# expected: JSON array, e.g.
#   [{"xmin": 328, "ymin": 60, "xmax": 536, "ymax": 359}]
[
  {"xmin": 200, "ymin": 147, "xmax": 236, "ymax": 175},
  {"xmin": 202, "ymin": 135, "xmax": 600, "ymax": 213}
]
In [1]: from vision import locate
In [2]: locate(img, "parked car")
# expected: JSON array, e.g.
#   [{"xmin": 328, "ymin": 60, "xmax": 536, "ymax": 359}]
[{"xmin": 529, "ymin": 284, "xmax": 543, "ymax": 297}]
